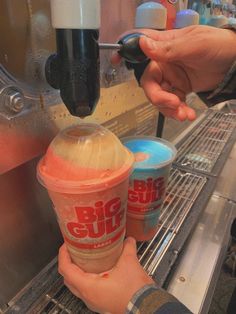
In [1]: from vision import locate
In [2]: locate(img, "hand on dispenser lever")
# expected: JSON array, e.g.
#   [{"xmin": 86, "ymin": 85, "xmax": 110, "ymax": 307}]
[
  {"xmin": 112, "ymin": 25, "xmax": 236, "ymax": 121},
  {"xmin": 58, "ymin": 237, "xmax": 154, "ymax": 314}
]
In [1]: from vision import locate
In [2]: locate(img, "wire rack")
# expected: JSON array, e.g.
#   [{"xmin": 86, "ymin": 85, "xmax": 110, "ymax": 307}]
[
  {"xmin": 175, "ymin": 111, "xmax": 236, "ymax": 173},
  {"xmin": 137, "ymin": 168, "xmax": 207, "ymax": 276},
  {"xmin": 28, "ymin": 277, "xmax": 92, "ymax": 314}
]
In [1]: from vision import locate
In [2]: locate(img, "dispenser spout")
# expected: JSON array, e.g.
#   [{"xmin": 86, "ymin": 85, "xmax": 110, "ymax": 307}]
[{"xmin": 46, "ymin": 0, "xmax": 101, "ymax": 117}]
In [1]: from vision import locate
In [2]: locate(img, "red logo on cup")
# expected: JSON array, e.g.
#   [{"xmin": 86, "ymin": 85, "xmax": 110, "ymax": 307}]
[
  {"xmin": 67, "ymin": 197, "xmax": 125, "ymax": 239},
  {"xmin": 128, "ymin": 177, "xmax": 165, "ymax": 212}
]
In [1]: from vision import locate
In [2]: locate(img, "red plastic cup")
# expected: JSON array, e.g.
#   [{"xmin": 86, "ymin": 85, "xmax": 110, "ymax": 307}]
[{"xmin": 37, "ymin": 123, "xmax": 134, "ymax": 273}]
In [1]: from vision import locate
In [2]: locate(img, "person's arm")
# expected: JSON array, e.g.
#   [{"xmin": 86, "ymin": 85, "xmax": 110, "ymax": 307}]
[
  {"xmin": 112, "ymin": 25, "xmax": 236, "ymax": 121},
  {"xmin": 198, "ymin": 60, "xmax": 236, "ymax": 106},
  {"xmin": 198, "ymin": 24, "xmax": 236, "ymax": 106},
  {"xmin": 58, "ymin": 237, "xmax": 192, "ymax": 314},
  {"xmin": 126, "ymin": 284, "xmax": 192, "ymax": 314}
]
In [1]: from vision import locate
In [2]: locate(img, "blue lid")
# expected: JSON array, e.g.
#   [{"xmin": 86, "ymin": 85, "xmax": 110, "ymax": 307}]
[{"xmin": 122, "ymin": 136, "xmax": 177, "ymax": 169}]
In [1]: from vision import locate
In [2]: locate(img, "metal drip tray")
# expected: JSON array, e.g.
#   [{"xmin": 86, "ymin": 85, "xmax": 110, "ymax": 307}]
[
  {"xmin": 138, "ymin": 169, "xmax": 207, "ymax": 276},
  {"xmin": 175, "ymin": 111, "xmax": 236, "ymax": 175}
]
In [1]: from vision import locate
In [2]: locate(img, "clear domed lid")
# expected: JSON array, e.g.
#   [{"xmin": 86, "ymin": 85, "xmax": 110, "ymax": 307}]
[{"xmin": 37, "ymin": 123, "xmax": 134, "ymax": 193}]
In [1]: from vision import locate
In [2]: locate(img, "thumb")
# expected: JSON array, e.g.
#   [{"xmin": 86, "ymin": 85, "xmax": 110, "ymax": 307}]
[
  {"xmin": 120, "ymin": 237, "xmax": 137, "ymax": 259},
  {"xmin": 140, "ymin": 36, "xmax": 177, "ymax": 62}
]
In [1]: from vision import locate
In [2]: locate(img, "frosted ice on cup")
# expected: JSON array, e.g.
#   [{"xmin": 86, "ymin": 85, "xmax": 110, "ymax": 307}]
[
  {"xmin": 122, "ymin": 136, "xmax": 177, "ymax": 241},
  {"xmin": 37, "ymin": 123, "xmax": 134, "ymax": 273}
]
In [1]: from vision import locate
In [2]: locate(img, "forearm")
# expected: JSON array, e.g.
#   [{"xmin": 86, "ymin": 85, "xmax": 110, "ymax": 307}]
[
  {"xmin": 126, "ymin": 284, "xmax": 192, "ymax": 314},
  {"xmin": 198, "ymin": 26, "xmax": 236, "ymax": 107},
  {"xmin": 198, "ymin": 60, "xmax": 236, "ymax": 107}
]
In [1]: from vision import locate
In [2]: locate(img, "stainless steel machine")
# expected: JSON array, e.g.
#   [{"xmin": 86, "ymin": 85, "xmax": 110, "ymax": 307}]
[
  {"xmin": 0, "ymin": 0, "xmax": 158, "ymax": 310},
  {"xmin": 0, "ymin": 1, "xmax": 236, "ymax": 314}
]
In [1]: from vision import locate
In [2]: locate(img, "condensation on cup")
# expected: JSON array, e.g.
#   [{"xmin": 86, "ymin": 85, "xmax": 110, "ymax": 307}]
[
  {"xmin": 122, "ymin": 136, "xmax": 177, "ymax": 241},
  {"xmin": 37, "ymin": 123, "xmax": 134, "ymax": 273}
]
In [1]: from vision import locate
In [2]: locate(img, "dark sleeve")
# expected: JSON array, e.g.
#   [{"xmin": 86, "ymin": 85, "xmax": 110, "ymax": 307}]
[
  {"xmin": 198, "ymin": 25, "xmax": 236, "ymax": 107},
  {"xmin": 198, "ymin": 60, "xmax": 236, "ymax": 107},
  {"xmin": 126, "ymin": 284, "xmax": 192, "ymax": 314}
]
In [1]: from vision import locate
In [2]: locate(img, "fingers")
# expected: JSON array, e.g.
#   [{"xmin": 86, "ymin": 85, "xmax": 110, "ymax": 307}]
[
  {"xmin": 174, "ymin": 106, "xmax": 188, "ymax": 121},
  {"xmin": 148, "ymin": 89, "xmax": 182, "ymax": 109},
  {"xmin": 110, "ymin": 27, "xmax": 194, "ymax": 66},
  {"xmin": 141, "ymin": 75, "xmax": 195, "ymax": 121},
  {"xmin": 139, "ymin": 36, "xmax": 178, "ymax": 62},
  {"xmin": 117, "ymin": 237, "xmax": 137, "ymax": 265},
  {"xmin": 59, "ymin": 245, "xmax": 100, "ymax": 312},
  {"xmin": 113, "ymin": 27, "xmax": 194, "ymax": 44},
  {"xmin": 111, "ymin": 52, "xmax": 122, "ymax": 65},
  {"xmin": 141, "ymin": 74, "xmax": 182, "ymax": 110},
  {"xmin": 140, "ymin": 61, "xmax": 187, "ymax": 109},
  {"xmin": 123, "ymin": 237, "xmax": 137, "ymax": 256},
  {"xmin": 139, "ymin": 61, "xmax": 194, "ymax": 121},
  {"xmin": 58, "ymin": 243, "xmax": 72, "ymax": 272},
  {"xmin": 64, "ymin": 280, "xmax": 98, "ymax": 313},
  {"xmin": 159, "ymin": 104, "xmax": 196, "ymax": 121},
  {"xmin": 184, "ymin": 105, "xmax": 196, "ymax": 121},
  {"xmin": 111, "ymin": 26, "xmax": 197, "ymax": 65},
  {"xmin": 145, "ymin": 26, "xmax": 198, "ymax": 40},
  {"xmin": 58, "ymin": 244, "xmax": 88, "ymax": 286}
]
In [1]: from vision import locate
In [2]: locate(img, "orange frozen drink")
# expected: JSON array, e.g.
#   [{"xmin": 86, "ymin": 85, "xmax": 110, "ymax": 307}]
[{"xmin": 37, "ymin": 123, "xmax": 134, "ymax": 273}]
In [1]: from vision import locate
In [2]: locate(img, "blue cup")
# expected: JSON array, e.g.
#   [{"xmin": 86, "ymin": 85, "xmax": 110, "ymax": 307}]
[{"xmin": 122, "ymin": 136, "xmax": 177, "ymax": 241}]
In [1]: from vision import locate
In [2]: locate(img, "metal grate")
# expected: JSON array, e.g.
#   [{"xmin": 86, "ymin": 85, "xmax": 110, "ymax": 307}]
[
  {"xmin": 138, "ymin": 168, "xmax": 207, "ymax": 276},
  {"xmin": 175, "ymin": 111, "xmax": 236, "ymax": 173},
  {"xmin": 28, "ymin": 277, "xmax": 94, "ymax": 314}
]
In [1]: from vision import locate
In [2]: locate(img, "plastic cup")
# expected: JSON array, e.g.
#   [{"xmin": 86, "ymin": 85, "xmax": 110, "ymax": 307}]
[
  {"xmin": 37, "ymin": 123, "xmax": 134, "ymax": 273},
  {"xmin": 122, "ymin": 136, "xmax": 177, "ymax": 241}
]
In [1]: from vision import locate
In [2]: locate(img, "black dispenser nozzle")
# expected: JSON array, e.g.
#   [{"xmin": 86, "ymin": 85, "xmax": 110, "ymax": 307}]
[
  {"xmin": 46, "ymin": 29, "xmax": 100, "ymax": 117},
  {"xmin": 118, "ymin": 33, "xmax": 148, "ymax": 63}
]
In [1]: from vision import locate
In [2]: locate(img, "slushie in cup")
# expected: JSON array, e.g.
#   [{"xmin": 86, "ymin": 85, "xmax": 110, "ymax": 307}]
[
  {"xmin": 37, "ymin": 123, "xmax": 134, "ymax": 273},
  {"xmin": 122, "ymin": 136, "xmax": 177, "ymax": 241}
]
